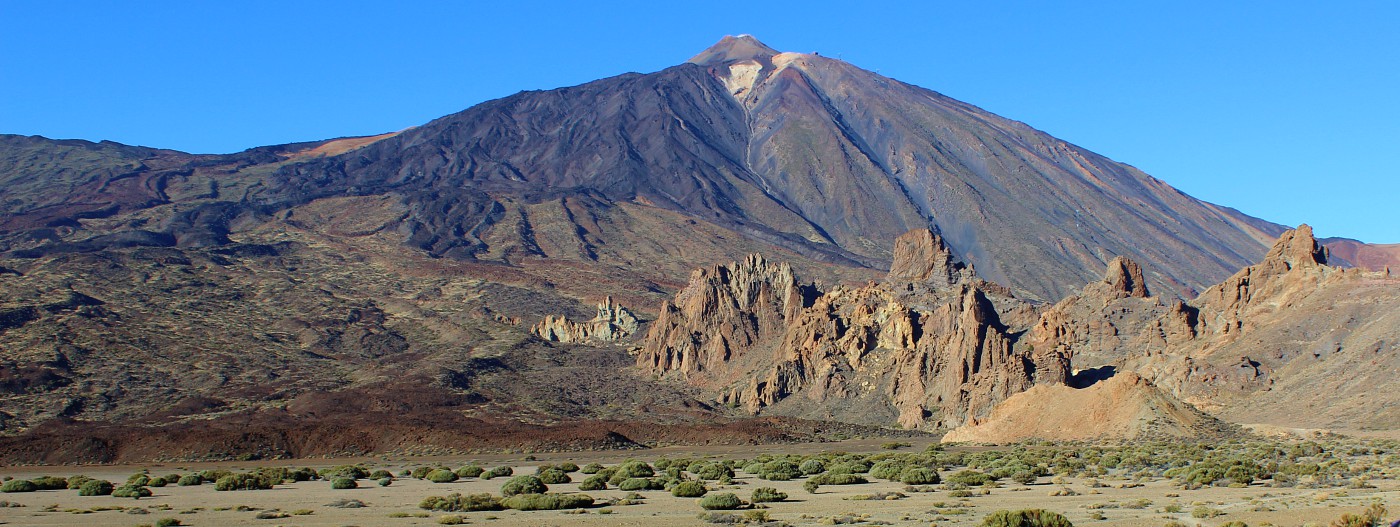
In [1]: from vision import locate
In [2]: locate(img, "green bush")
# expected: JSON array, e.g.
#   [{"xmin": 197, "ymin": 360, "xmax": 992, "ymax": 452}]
[
  {"xmin": 289, "ymin": 467, "xmax": 319, "ymax": 482},
  {"xmin": 67, "ymin": 475, "xmax": 94, "ymax": 489},
  {"xmin": 608, "ymin": 461, "xmax": 654, "ymax": 486},
  {"xmin": 743, "ymin": 462, "xmax": 766, "ymax": 474},
  {"xmin": 177, "ymin": 475, "xmax": 202, "ymax": 486},
  {"xmin": 455, "ymin": 465, "xmax": 484, "ymax": 478},
  {"xmin": 155, "ymin": 519, "xmax": 182, "ymax": 527},
  {"xmin": 369, "ymin": 469, "xmax": 394, "ymax": 480},
  {"xmin": 482, "ymin": 466, "xmax": 514, "ymax": 480},
  {"xmin": 947, "ymin": 470, "xmax": 993, "ymax": 486},
  {"xmin": 760, "ymin": 460, "xmax": 802, "ymax": 481},
  {"xmin": 979, "ymin": 509, "xmax": 1074, "ymax": 527},
  {"xmin": 900, "ymin": 467, "xmax": 940, "ymax": 485},
  {"xmin": 751, "ymin": 487, "xmax": 787, "ymax": 503},
  {"xmin": 870, "ymin": 461, "xmax": 907, "ymax": 481},
  {"xmin": 694, "ymin": 463, "xmax": 733, "ymax": 481},
  {"xmin": 580, "ymin": 463, "xmax": 604, "ymax": 474},
  {"xmin": 500, "ymin": 475, "xmax": 547, "ymax": 496},
  {"xmin": 412, "ymin": 466, "xmax": 435, "ymax": 479},
  {"xmin": 699, "ymin": 492, "xmax": 743, "ymax": 510},
  {"xmin": 501, "ymin": 493, "xmax": 594, "ymax": 511},
  {"xmin": 808, "ymin": 472, "xmax": 866, "ymax": 486},
  {"xmin": 199, "ymin": 469, "xmax": 232, "ymax": 483},
  {"xmin": 556, "ymin": 462, "xmax": 580, "ymax": 473},
  {"xmin": 1011, "ymin": 471, "xmax": 1038, "ymax": 485},
  {"xmin": 618, "ymin": 477, "xmax": 661, "ymax": 491},
  {"xmin": 672, "ymin": 481, "xmax": 708, "ymax": 497},
  {"xmin": 127, "ymin": 473, "xmax": 151, "ymax": 486},
  {"xmin": 331, "ymin": 477, "xmax": 358, "ymax": 490},
  {"xmin": 538, "ymin": 468, "xmax": 571, "ymax": 484},
  {"xmin": 251, "ymin": 467, "xmax": 289, "ymax": 484},
  {"xmin": 215, "ymin": 473, "xmax": 274, "ymax": 491},
  {"xmin": 29, "ymin": 476, "xmax": 67, "ymax": 490},
  {"xmin": 420, "ymin": 492, "xmax": 503, "ymax": 512},
  {"xmin": 799, "ymin": 459, "xmax": 827, "ymax": 475},
  {"xmin": 427, "ymin": 469, "xmax": 459, "ymax": 483},
  {"xmin": 148, "ymin": 477, "xmax": 167, "ymax": 487},
  {"xmin": 578, "ymin": 474, "xmax": 608, "ymax": 491},
  {"xmin": 321, "ymin": 465, "xmax": 370, "ymax": 480},
  {"xmin": 112, "ymin": 484, "xmax": 152, "ymax": 498},
  {"xmin": 78, "ymin": 479, "xmax": 114, "ymax": 496},
  {"xmin": 378, "ymin": 477, "xmax": 393, "ymax": 487},
  {"xmin": 0, "ymin": 480, "xmax": 36, "ymax": 493}
]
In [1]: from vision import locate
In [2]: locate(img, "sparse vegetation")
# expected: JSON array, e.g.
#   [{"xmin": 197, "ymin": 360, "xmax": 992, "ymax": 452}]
[
  {"xmin": 500, "ymin": 493, "xmax": 595, "ymax": 510},
  {"xmin": 751, "ymin": 487, "xmax": 787, "ymax": 502},
  {"xmin": 330, "ymin": 477, "xmax": 358, "ymax": 490},
  {"xmin": 78, "ymin": 480, "xmax": 115, "ymax": 496},
  {"xmin": 672, "ymin": 480, "xmax": 708, "ymax": 497},
  {"xmin": 699, "ymin": 492, "xmax": 743, "ymax": 510},
  {"xmin": 0, "ymin": 480, "xmax": 36, "ymax": 493},
  {"xmin": 426, "ymin": 469, "xmax": 458, "ymax": 483},
  {"xmin": 537, "ymin": 468, "xmax": 571, "ymax": 484},
  {"xmin": 979, "ymin": 509, "xmax": 1074, "ymax": 527},
  {"xmin": 482, "ymin": 466, "xmax": 513, "ymax": 480},
  {"xmin": 214, "ymin": 473, "xmax": 274, "ymax": 491},
  {"xmin": 420, "ymin": 493, "xmax": 503, "ymax": 512},
  {"xmin": 499, "ymin": 475, "xmax": 547, "ymax": 496},
  {"xmin": 112, "ymin": 484, "xmax": 152, "ymax": 499}
]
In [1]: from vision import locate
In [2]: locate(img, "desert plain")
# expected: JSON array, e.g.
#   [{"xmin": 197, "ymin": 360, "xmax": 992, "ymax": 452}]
[{"xmin": 0, "ymin": 437, "xmax": 1396, "ymax": 527}]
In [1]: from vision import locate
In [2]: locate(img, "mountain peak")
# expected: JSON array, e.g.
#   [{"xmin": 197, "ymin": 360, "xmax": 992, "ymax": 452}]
[{"xmin": 688, "ymin": 34, "xmax": 780, "ymax": 65}]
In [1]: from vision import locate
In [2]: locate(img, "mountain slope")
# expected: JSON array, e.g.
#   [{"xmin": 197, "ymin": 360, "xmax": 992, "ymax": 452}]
[{"xmin": 250, "ymin": 35, "xmax": 1287, "ymax": 300}]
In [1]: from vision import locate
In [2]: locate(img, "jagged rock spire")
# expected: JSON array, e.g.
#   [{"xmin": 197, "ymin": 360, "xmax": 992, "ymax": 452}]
[
  {"xmin": 1263, "ymin": 224, "xmax": 1328, "ymax": 270},
  {"xmin": 887, "ymin": 228, "xmax": 972, "ymax": 284},
  {"xmin": 1102, "ymin": 256, "xmax": 1150, "ymax": 298}
]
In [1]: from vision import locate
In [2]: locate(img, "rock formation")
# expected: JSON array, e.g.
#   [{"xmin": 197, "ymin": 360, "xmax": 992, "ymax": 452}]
[
  {"xmin": 1030, "ymin": 225, "xmax": 1400, "ymax": 430},
  {"xmin": 639, "ymin": 229, "xmax": 1070, "ymax": 429},
  {"xmin": 531, "ymin": 296, "xmax": 639, "ymax": 344},
  {"xmin": 641, "ymin": 225, "xmax": 1400, "ymax": 435}
]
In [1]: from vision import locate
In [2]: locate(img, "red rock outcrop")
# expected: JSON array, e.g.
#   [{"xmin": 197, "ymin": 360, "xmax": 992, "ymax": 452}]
[
  {"xmin": 887, "ymin": 229, "xmax": 976, "ymax": 285},
  {"xmin": 639, "ymin": 230, "xmax": 1069, "ymax": 430},
  {"xmin": 1031, "ymin": 225, "xmax": 1400, "ymax": 430},
  {"xmin": 636, "ymin": 254, "xmax": 809, "ymax": 384},
  {"xmin": 532, "ymin": 296, "xmax": 639, "ymax": 344}
]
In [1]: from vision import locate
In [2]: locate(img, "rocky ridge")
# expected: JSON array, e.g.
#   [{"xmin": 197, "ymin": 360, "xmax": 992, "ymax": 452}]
[
  {"xmin": 641, "ymin": 225, "xmax": 1400, "ymax": 438},
  {"xmin": 640, "ymin": 229, "xmax": 1070, "ymax": 429},
  {"xmin": 1030, "ymin": 225, "xmax": 1400, "ymax": 430}
]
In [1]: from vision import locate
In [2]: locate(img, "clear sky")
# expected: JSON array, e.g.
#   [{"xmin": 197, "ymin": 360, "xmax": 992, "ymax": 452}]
[{"xmin": 3, "ymin": 1, "xmax": 1397, "ymax": 243}]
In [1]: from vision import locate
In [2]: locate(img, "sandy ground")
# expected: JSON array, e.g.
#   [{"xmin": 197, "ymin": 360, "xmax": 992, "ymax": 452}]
[{"xmin": 0, "ymin": 440, "xmax": 1395, "ymax": 526}]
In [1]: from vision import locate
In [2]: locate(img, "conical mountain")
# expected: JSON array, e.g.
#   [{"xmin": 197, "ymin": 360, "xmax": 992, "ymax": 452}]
[{"xmin": 262, "ymin": 35, "xmax": 1283, "ymax": 300}]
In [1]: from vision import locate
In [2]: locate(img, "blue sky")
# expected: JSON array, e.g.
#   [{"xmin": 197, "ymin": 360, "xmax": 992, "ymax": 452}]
[{"xmin": 3, "ymin": 1, "xmax": 1397, "ymax": 242}]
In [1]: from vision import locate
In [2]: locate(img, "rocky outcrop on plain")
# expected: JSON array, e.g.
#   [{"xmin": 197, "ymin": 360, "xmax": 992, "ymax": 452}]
[
  {"xmin": 532, "ymin": 296, "xmax": 639, "ymax": 344},
  {"xmin": 639, "ymin": 229, "xmax": 1070, "ymax": 430},
  {"xmin": 941, "ymin": 372, "xmax": 1238, "ymax": 443}
]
